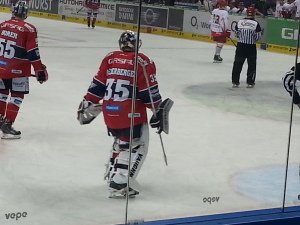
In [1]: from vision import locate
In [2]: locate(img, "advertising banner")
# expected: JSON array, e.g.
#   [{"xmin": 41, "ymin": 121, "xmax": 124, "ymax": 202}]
[
  {"xmin": 266, "ymin": 18, "xmax": 298, "ymax": 47},
  {"xmin": 140, "ymin": 6, "xmax": 168, "ymax": 28},
  {"xmin": 183, "ymin": 10, "xmax": 267, "ymax": 42},
  {"xmin": 168, "ymin": 8, "xmax": 184, "ymax": 31},
  {"xmin": 98, "ymin": 2, "xmax": 116, "ymax": 22},
  {"xmin": 28, "ymin": 0, "xmax": 59, "ymax": 14},
  {"xmin": 183, "ymin": 10, "xmax": 213, "ymax": 35},
  {"xmin": 0, "ymin": 0, "xmax": 59, "ymax": 14},
  {"xmin": 58, "ymin": 0, "xmax": 116, "ymax": 21},
  {"xmin": 115, "ymin": 4, "xmax": 138, "ymax": 24}
]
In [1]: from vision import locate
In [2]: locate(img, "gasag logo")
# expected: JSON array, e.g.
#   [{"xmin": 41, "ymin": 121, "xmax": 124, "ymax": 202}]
[{"xmin": 281, "ymin": 28, "xmax": 298, "ymax": 40}]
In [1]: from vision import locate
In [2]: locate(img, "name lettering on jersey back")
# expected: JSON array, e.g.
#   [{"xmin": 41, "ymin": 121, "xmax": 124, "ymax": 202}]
[
  {"xmin": 108, "ymin": 58, "xmax": 133, "ymax": 65},
  {"xmin": 1, "ymin": 30, "xmax": 18, "ymax": 39},
  {"xmin": 107, "ymin": 68, "xmax": 135, "ymax": 77},
  {"xmin": 1, "ymin": 23, "xmax": 25, "ymax": 32}
]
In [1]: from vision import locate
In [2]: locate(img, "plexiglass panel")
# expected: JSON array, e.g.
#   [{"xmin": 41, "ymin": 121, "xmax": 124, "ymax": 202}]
[
  {"xmin": 127, "ymin": 23, "xmax": 297, "ymax": 224},
  {"xmin": 0, "ymin": 8, "xmax": 299, "ymax": 225},
  {"xmin": 0, "ymin": 13, "xmax": 127, "ymax": 225}
]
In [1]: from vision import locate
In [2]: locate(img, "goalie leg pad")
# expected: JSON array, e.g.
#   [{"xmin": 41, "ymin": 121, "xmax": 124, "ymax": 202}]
[
  {"xmin": 104, "ymin": 138, "xmax": 119, "ymax": 182},
  {"xmin": 111, "ymin": 123, "xmax": 149, "ymax": 184}
]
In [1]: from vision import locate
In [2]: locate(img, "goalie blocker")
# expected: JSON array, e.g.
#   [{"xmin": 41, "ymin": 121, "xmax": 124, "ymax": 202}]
[
  {"xmin": 150, "ymin": 98, "xmax": 174, "ymax": 134},
  {"xmin": 77, "ymin": 98, "xmax": 102, "ymax": 125}
]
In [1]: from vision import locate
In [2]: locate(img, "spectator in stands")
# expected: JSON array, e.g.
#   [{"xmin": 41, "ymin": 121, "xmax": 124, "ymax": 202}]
[
  {"xmin": 253, "ymin": 0, "xmax": 275, "ymax": 16},
  {"xmin": 228, "ymin": 0, "xmax": 238, "ymax": 13},
  {"xmin": 236, "ymin": 2, "xmax": 247, "ymax": 14},
  {"xmin": 282, "ymin": 0, "xmax": 295, "ymax": 18},
  {"xmin": 239, "ymin": 0, "xmax": 252, "ymax": 7},
  {"xmin": 165, "ymin": 0, "xmax": 175, "ymax": 6},
  {"xmin": 289, "ymin": 0, "xmax": 300, "ymax": 19},
  {"xmin": 274, "ymin": 0, "xmax": 286, "ymax": 17}
]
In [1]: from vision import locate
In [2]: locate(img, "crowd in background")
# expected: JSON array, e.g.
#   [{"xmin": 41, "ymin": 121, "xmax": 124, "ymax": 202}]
[{"xmin": 144, "ymin": 0, "xmax": 299, "ymax": 19}]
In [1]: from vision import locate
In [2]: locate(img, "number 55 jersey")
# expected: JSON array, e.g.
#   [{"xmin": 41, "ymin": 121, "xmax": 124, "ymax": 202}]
[
  {"xmin": 0, "ymin": 18, "xmax": 43, "ymax": 79},
  {"xmin": 85, "ymin": 51, "xmax": 162, "ymax": 129}
]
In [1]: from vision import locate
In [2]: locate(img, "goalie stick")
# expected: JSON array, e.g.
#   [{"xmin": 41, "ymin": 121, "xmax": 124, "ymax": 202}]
[{"xmin": 140, "ymin": 60, "xmax": 173, "ymax": 166}]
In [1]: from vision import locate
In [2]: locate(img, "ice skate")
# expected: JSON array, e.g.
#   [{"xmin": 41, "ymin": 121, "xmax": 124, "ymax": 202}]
[
  {"xmin": 247, "ymin": 84, "xmax": 254, "ymax": 88},
  {"xmin": 92, "ymin": 24, "xmax": 95, "ymax": 29},
  {"xmin": 0, "ymin": 115, "xmax": 5, "ymax": 129},
  {"xmin": 213, "ymin": 54, "xmax": 223, "ymax": 63},
  {"xmin": 109, "ymin": 181, "xmax": 139, "ymax": 198},
  {"xmin": 1, "ymin": 122, "xmax": 21, "ymax": 139},
  {"xmin": 232, "ymin": 83, "xmax": 239, "ymax": 88}
]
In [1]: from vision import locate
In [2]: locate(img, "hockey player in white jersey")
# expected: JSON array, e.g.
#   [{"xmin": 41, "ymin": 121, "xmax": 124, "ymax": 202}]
[{"xmin": 210, "ymin": 0, "xmax": 230, "ymax": 63}]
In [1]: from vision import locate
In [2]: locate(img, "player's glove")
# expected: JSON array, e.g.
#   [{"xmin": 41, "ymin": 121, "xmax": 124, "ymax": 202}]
[
  {"xmin": 77, "ymin": 97, "xmax": 102, "ymax": 125},
  {"xmin": 149, "ymin": 98, "xmax": 174, "ymax": 134},
  {"xmin": 150, "ymin": 112, "xmax": 161, "ymax": 128},
  {"xmin": 35, "ymin": 64, "xmax": 48, "ymax": 84}
]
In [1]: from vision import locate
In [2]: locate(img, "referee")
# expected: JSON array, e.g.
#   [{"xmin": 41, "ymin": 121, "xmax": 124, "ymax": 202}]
[{"xmin": 231, "ymin": 6, "xmax": 262, "ymax": 88}]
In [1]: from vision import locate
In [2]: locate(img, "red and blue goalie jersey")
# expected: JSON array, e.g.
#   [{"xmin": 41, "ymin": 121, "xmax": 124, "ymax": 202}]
[
  {"xmin": 85, "ymin": 51, "xmax": 162, "ymax": 129},
  {"xmin": 0, "ymin": 19, "xmax": 43, "ymax": 79}
]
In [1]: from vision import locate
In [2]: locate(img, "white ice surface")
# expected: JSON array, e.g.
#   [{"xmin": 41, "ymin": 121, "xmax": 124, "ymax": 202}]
[{"xmin": 0, "ymin": 13, "xmax": 299, "ymax": 225}]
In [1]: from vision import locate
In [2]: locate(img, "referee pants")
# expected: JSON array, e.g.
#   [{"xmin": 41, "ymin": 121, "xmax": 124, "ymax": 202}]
[{"xmin": 231, "ymin": 43, "xmax": 257, "ymax": 85}]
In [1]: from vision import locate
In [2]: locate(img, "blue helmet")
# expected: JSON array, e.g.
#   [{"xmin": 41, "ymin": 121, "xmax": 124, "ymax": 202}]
[
  {"xmin": 13, "ymin": 1, "xmax": 29, "ymax": 19},
  {"xmin": 118, "ymin": 30, "xmax": 141, "ymax": 52}
]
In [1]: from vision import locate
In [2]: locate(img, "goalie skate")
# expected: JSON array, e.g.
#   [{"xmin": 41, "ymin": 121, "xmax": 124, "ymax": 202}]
[{"xmin": 109, "ymin": 181, "xmax": 139, "ymax": 198}]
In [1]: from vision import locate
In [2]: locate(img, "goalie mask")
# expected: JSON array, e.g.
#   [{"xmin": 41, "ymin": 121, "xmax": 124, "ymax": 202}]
[
  {"xmin": 13, "ymin": 1, "xmax": 29, "ymax": 19},
  {"xmin": 118, "ymin": 30, "xmax": 142, "ymax": 52}
]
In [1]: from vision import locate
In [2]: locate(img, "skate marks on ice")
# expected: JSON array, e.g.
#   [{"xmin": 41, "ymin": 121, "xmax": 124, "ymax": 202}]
[
  {"xmin": 230, "ymin": 164, "xmax": 300, "ymax": 206},
  {"xmin": 182, "ymin": 81, "xmax": 297, "ymax": 122}
]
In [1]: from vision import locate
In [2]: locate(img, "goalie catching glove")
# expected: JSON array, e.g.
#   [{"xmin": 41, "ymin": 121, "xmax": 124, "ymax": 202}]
[
  {"xmin": 35, "ymin": 64, "xmax": 48, "ymax": 84},
  {"xmin": 150, "ymin": 98, "xmax": 174, "ymax": 134},
  {"xmin": 77, "ymin": 98, "xmax": 102, "ymax": 125}
]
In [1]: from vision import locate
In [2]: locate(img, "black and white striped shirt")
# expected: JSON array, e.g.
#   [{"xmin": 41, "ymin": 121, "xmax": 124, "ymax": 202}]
[
  {"xmin": 283, "ymin": 63, "xmax": 300, "ymax": 104},
  {"xmin": 234, "ymin": 18, "xmax": 262, "ymax": 44}
]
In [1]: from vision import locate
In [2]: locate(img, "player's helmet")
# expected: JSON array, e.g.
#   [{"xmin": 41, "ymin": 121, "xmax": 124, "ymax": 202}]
[
  {"xmin": 13, "ymin": 1, "xmax": 29, "ymax": 19},
  {"xmin": 118, "ymin": 30, "xmax": 141, "ymax": 52},
  {"xmin": 218, "ymin": 0, "xmax": 227, "ymax": 7},
  {"xmin": 246, "ymin": 6, "xmax": 256, "ymax": 17}
]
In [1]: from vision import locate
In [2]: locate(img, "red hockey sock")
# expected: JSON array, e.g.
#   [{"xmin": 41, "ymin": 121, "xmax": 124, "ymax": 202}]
[
  {"xmin": 0, "ymin": 90, "xmax": 9, "ymax": 117},
  {"xmin": 6, "ymin": 93, "xmax": 24, "ymax": 123},
  {"xmin": 92, "ymin": 18, "xmax": 96, "ymax": 26}
]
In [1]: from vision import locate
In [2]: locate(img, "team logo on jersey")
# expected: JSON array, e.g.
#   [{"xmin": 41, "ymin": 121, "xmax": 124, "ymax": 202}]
[
  {"xmin": 128, "ymin": 113, "xmax": 141, "ymax": 118},
  {"xmin": 11, "ymin": 70, "xmax": 22, "ymax": 74},
  {"xmin": 106, "ymin": 104, "xmax": 121, "ymax": 112},
  {"xmin": 0, "ymin": 59, "xmax": 8, "ymax": 66}
]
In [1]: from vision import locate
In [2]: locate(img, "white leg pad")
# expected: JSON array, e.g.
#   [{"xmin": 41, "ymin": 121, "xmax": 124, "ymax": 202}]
[{"xmin": 112, "ymin": 123, "xmax": 149, "ymax": 184}]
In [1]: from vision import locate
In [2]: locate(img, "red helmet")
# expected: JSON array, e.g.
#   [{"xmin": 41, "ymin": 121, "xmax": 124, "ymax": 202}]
[
  {"xmin": 246, "ymin": 6, "xmax": 256, "ymax": 16},
  {"xmin": 218, "ymin": 0, "xmax": 227, "ymax": 7}
]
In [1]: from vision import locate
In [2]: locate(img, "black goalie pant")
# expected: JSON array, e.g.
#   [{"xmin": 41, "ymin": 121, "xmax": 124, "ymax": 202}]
[{"xmin": 232, "ymin": 43, "xmax": 257, "ymax": 85}]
